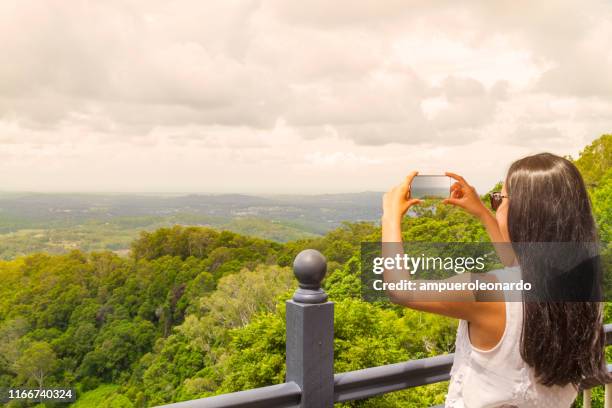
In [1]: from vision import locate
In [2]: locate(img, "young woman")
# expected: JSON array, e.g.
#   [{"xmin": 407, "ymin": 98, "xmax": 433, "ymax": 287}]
[{"xmin": 381, "ymin": 153, "xmax": 608, "ymax": 407}]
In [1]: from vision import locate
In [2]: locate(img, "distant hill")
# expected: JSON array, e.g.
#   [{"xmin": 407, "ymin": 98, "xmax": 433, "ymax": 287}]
[{"xmin": 0, "ymin": 192, "xmax": 383, "ymax": 258}]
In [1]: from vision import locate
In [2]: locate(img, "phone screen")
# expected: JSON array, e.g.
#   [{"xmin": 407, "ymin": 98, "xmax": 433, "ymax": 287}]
[{"xmin": 411, "ymin": 175, "xmax": 451, "ymax": 199}]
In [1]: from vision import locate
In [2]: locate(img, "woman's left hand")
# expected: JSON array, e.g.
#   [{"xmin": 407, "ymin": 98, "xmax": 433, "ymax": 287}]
[
  {"xmin": 442, "ymin": 172, "xmax": 489, "ymax": 220},
  {"xmin": 382, "ymin": 171, "xmax": 422, "ymax": 223}
]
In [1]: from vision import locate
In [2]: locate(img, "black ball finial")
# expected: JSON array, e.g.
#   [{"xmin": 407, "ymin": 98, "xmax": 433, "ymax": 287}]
[{"xmin": 292, "ymin": 249, "xmax": 328, "ymax": 303}]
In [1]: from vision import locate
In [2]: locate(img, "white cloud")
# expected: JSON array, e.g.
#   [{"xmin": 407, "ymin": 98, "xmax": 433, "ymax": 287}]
[{"xmin": 0, "ymin": 0, "xmax": 611, "ymax": 193}]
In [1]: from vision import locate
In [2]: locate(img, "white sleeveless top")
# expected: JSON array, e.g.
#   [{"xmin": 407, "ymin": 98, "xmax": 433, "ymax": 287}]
[{"xmin": 445, "ymin": 267, "xmax": 578, "ymax": 408}]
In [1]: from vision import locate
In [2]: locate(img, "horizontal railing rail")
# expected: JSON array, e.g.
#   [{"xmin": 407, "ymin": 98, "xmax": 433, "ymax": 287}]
[
  {"xmin": 158, "ymin": 250, "xmax": 612, "ymax": 408},
  {"xmin": 159, "ymin": 382, "xmax": 301, "ymax": 408},
  {"xmin": 334, "ymin": 354, "xmax": 454, "ymax": 403}
]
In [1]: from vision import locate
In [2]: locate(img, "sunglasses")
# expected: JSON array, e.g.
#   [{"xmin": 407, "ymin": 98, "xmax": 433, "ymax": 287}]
[{"xmin": 490, "ymin": 192, "xmax": 509, "ymax": 211}]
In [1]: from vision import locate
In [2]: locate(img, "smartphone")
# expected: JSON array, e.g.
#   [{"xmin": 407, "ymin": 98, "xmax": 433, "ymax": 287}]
[{"xmin": 411, "ymin": 175, "xmax": 451, "ymax": 199}]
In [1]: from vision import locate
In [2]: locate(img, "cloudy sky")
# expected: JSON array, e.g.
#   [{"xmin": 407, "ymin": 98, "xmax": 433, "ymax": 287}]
[{"xmin": 1, "ymin": 1, "xmax": 611, "ymax": 194}]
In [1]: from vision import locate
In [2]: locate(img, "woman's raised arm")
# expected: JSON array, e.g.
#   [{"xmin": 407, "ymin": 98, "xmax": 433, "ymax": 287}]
[{"xmin": 381, "ymin": 172, "xmax": 505, "ymax": 324}]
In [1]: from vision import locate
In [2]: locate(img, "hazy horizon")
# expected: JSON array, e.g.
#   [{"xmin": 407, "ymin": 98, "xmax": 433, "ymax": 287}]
[{"xmin": 0, "ymin": 186, "xmax": 476, "ymax": 196}]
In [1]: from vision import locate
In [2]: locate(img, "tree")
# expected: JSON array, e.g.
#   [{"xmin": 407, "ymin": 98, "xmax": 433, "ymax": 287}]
[
  {"xmin": 0, "ymin": 318, "xmax": 29, "ymax": 377},
  {"xmin": 591, "ymin": 169, "xmax": 612, "ymax": 242},
  {"xmin": 79, "ymin": 319, "xmax": 155, "ymax": 382},
  {"xmin": 573, "ymin": 134, "xmax": 612, "ymax": 187},
  {"xmin": 14, "ymin": 341, "xmax": 57, "ymax": 388}
]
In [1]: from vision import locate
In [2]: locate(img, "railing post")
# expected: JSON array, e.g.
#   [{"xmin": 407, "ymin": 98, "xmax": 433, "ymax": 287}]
[
  {"xmin": 583, "ymin": 388, "xmax": 592, "ymax": 408},
  {"xmin": 286, "ymin": 249, "xmax": 334, "ymax": 408}
]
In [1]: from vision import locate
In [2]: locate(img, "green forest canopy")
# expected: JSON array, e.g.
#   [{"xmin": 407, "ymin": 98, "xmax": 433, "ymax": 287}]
[{"xmin": 0, "ymin": 134, "xmax": 610, "ymax": 407}]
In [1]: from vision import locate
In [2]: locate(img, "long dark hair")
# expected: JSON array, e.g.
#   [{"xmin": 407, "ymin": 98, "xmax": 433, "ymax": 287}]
[{"xmin": 506, "ymin": 152, "xmax": 609, "ymax": 387}]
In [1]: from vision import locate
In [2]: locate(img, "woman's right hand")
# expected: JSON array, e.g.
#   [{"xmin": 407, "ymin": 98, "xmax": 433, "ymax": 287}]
[{"xmin": 442, "ymin": 172, "xmax": 490, "ymax": 220}]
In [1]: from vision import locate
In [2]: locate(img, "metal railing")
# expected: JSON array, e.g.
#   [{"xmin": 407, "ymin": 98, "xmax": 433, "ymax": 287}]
[{"xmin": 159, "ymin": 249, "xmax": 612, "ymax": 408}]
